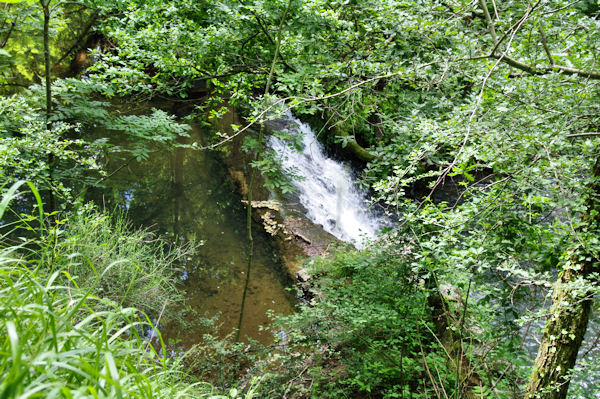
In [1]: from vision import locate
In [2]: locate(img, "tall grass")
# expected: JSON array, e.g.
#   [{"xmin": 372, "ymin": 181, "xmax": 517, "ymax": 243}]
[
  {"xmin": 0, "ymin": 254, "xmax": 215, "ymax": 398},
  {"xmin": 56, "ymin": 207, "xmax": 187, "ymax": 320},
  {"xmin": 0, "ymin": 182, "xmax": 257, "ymax": 398}
]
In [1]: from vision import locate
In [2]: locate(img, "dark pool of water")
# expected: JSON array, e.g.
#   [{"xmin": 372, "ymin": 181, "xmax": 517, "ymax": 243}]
[{"xmin": 88, "ymin": 123, "xmax": 296, "ymax": 347}]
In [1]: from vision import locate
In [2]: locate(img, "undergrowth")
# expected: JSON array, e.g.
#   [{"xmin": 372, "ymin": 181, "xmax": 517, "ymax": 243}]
[
  {"xmin": 0, "ymin": 182, "xmax": 258, "ymax": 398},
  {"xmin": 255, "ymin": 246, "xmax": 455, "ymax": 399},
  {"xmin": 56, "ymin": 206, "xmax": 190, "ymax": 321},
  {"xmin": 0, "ymin": 254, "xmax": 217, "ymax": 398}
]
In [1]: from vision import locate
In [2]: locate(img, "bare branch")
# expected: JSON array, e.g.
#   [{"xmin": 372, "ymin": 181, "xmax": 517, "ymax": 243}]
[
  {"xmin": 566, "ymin": 132, "xmax": 600, "ymax": 138},
  {"xmin": 548, "ymin": 64, "xmax": 600, "ymax": 79},
  {"xmin": 428, "ymin": 2, "xmax": 536, "ymax": 197},
  {"xmin": 490, "ymin": 0, "xmax": 499, "ymax": 20}
]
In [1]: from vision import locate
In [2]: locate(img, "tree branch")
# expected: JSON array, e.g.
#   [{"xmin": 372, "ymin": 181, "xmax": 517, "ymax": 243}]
[
  {"xmin": 538, "ymin": 23, "xmax": 554, "ymax": 65},
  {"xmin": 478, "ymin": 0, "xmax": 600, "ymax": 80},
  {"xmin": 53, "ymin": 10, "xmax": 99, "ymax": 67},
  {"xmin": 0, "ymin": 20, "xmax": 15, "ymax": 48},
  {"xmin": 490, "ymin": 53, "xmax": 600, "ymax": 80},
  {"xmin": 566, "ymin": 132, "xmax": 600, "ymax": 138},
  {"xmin": 237, "ymin": 0, "xmax": 297, "ymax": 73},
  {"xmin": 478, "ymin": 0, "xmax": 497, "ymax": 44}
]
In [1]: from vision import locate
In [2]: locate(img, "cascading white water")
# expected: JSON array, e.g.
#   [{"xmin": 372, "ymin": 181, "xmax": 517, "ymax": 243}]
[{"xmin": 267, "ymin": 112, "xmax": 387, "ymax": 249}]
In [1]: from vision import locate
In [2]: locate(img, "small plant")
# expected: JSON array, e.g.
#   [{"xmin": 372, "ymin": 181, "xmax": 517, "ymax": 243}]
[
  {"xmin": 182, "ymin": 330, "xmax": 262, "ymax": 391},
  {"xmin": 253, "ymin": 247, "xmax": 454, "ymax": 399}
]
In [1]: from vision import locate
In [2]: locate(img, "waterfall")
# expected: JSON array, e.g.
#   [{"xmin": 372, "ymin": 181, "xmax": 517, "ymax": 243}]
[{"xmin": 267, "ymin": 112, "xmax": 387, "ymax": 249}]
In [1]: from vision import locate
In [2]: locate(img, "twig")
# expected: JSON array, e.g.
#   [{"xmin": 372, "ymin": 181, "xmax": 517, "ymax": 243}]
[
  {"xmin": 490, "ymin": 0, "xmax": 499, "ymax": 20},
  {"xmin": 282, "ymin": 364, "xmax": 309, "ymax": 398},
  {"xmin": 418, "ymin": 325, "xmax": 444, "ymax": 399},
  {"xmin": 488, "ymin": 0, "xmax": 544, "ymax": 56}
]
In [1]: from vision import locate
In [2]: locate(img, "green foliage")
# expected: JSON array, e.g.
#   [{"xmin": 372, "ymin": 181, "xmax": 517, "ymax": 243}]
[
  {"xmin": 105, "ymin": 108, "xmax": 192, "ymax": 161},
  {"xmin": 54, "ymin": 206, "xmax": 189, "ymax": 320},
  {"xmin": 46, "ymin": 78, "xmax": 193, "ymax": 162},
  {"xmin": 0, "ymin": 91, "xmax": 105, "ymax": 199},
  {"xmin": 182, "ymin": 324, "xmax": 262, "ymax": 392},
  {"xmin": 0, "ymin": 77, "xmax": 192, "ymax": 204},
  {"xmin": 248, "ymin": 149, "xmax": 298, "ymax": 194},
  {"xmin": 261, "ymin": 247, "xmax": 455, "ymax": 398},
  {"xmin": 0, "ymin": 183, "xmax": 228, "ymax": 398},
  {"xmin": 0, "ymin": 0, "xmax": 97, "ymax": 88},
  {"xmin": 1, "ymin": 0, "xmax": 600, "ymax": 396}
]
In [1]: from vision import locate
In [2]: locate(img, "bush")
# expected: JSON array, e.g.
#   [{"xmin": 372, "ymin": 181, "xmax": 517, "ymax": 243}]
[{"xmin": 259, "ymin": 246, "xmax": 453, "ymax": 399}]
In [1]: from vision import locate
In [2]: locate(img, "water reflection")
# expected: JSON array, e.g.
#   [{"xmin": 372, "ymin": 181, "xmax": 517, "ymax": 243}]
[{"xmin": 89, "ymin": 123, "xmax": 295, "ymax": 347}]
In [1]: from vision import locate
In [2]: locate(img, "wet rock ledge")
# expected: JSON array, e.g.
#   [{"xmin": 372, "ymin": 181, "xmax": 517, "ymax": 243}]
[
  {"xmin": 235, "ymin": 182, "xmax": 341, "ymax": 284},
  {"xmin": 212, "ymin": 107, "xmax": 343, "ymax": 285}
]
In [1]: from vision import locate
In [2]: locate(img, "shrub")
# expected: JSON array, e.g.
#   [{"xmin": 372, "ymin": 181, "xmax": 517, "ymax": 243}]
[{"xmin": 259, "ymin": 246, "xmax": 453, "ymax": 399}]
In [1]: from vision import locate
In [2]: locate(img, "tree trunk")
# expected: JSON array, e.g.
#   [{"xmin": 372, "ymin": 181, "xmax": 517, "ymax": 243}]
[
  {"xmin": 526, "ymin": 160, "xmax": 600, "ymax": 399},
  {"xmin": 41, "ymin": 0, "xmax": 57, "ymax": 216},
  {"xmin": 42, "ymin": 0, "xmax": 51, "ymax": 126},
  {"xmin": 427, "ymin": 278, "xmax": 483, "ymax": 398}
]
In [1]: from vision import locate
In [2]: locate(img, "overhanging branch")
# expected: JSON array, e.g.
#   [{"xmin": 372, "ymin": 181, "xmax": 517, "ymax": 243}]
[
  {"xmin": 490, "ymin": 53, "xmax": 600, "ymax": 80},
  {"xmin": 477, "ymin": 0, "xmax": 600, "ymax": 80}
]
